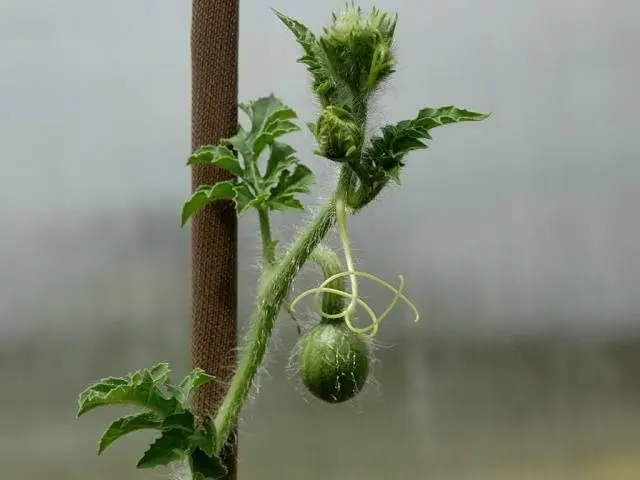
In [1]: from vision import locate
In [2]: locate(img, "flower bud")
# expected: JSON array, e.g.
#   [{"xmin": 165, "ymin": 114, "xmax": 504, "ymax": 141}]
[
  {"xmin": 319, "ymin": 3, "xmax": 397, "ymax": 94},
  {"xmin": 313, "ymin": 105, "xmax": 363, "ymax": 161}
]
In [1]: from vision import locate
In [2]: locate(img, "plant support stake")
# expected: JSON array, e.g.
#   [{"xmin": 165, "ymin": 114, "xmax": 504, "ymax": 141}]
[{"xmin": 190, "ymin": 0, "xmax": 240, "ymax": 477}]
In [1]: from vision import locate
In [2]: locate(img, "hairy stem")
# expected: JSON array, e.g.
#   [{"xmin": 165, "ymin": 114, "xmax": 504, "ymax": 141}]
[
  {"xmin": 309, "ymin": 244, "xmax": 345, "ymax": 319},
  {"xmin": 257, "ymin": 206, "xmax": 276, "ymax": 266},
  {"xmin": 280, "ymin": 244, "xmax": 345, "ymax": 334},
  {"xmin": 213, "ymin": 168, "xmax": 352, "ymax": 453}
]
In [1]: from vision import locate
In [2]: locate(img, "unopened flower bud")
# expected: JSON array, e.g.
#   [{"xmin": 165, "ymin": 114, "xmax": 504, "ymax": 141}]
[{"xmin": 313, "ymin": 105, "xmax": 363, "ymax": 161}]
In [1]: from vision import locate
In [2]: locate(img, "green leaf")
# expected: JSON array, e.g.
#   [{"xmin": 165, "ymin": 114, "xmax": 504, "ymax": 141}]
[
  {"xmin": 187, "ymin": 146, "xmax": 244, "ymax": 178},
  {"xmin": 390, "ymin": 136, "xmax": 428, "ymax": 153},
  {"xmin": 98, "ymin": 412, "xmax": 162, "ymax": 454},
  {"xmin": 161, "ymin": 411, "xmax": 196, "ymax": 431},
  {"xmin": 264, "ymin": 141, "xmax": 297, "ymax": 185},
  {"xmin": 173, "ymin": 368, "xmax": 215, "ymax": 408},
  {"xmin": 229, "ymin": 94, "xmax": 300, "ymax": 161},
  {"xmin": 262, "ymin": 142, "xmax": 316, "ymax": 213},
  {"xmin": 272, "ymin": 164, "xmax": 314, "ymax": 197},
  {"xmin": 189, "ymin": 431, "xmax": 215, "ymax": 458},
  {"xmin": 412, "ymin": 105, "xmax": 490, "ymax": 130},
  {"xmin": 272, "ymin": 10, "xmax": 337, "ymax": 106},
  {"xmin": 366, "ymin": 105, "xmax": 489, "ymax": 173},
  {"xmin": 77, "ymin": 377, "xmax": 128, "ymax": 408},
  {"xmin": 190, "ymin": 447, "xmax": 228, "ymax": 480},
  {"xmin": 187, "ymin": 413, "xmax": 217, "ymax": 458},
  {"xmin": 149, "ymin": 363, "xmax": 172, "ymax": 383},
  {"xmin": 231, "ymin": 183, "xmax": 260, "ymax": 216},
  {"xmin": 265, "ymin": 163, "xmax": 314, "ymax": 212},
  {"xmin": 183, "ymin": 94, "xmax": 314, "ymax": 219},
  {"xmin": 266, "ymin": 196, "xmax": 305, "ymax": 212},
  {"xmin": 77, "ymin": 365, "xmax": 179, "ymax": 418},
  {"xmin": 136, "ymin": 428, "xmax": 191, "ymax": 469},
  {"xmin": 181, "ymin": 181, "xmax": 236, "ymax": 226},
  {"xmin": 272, "ymin": 10, "xmax": 317, "ymax": 62}
]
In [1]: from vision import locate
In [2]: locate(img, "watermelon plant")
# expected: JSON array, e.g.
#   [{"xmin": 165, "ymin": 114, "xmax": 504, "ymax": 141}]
[{"xmin": 76, "ymin": 3, "xmax": 488, "ymax": 478}]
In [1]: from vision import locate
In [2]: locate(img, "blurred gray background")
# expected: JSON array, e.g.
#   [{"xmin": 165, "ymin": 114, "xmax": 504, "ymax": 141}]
[{"xmin": 1, "ymin": 0, "xmax": 640, "ymax": 478}]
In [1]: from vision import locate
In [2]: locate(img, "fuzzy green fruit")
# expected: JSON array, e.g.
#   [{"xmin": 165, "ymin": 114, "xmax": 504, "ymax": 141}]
[{"xmin": 299, "ymin": 321, "xmax": 369, "ymax": 403}]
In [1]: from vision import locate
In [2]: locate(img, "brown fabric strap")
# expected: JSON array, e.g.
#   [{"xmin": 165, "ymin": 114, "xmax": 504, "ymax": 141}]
[{"xmin": 190, "ymin": 0, "xmax": 239, "ymax": 477}]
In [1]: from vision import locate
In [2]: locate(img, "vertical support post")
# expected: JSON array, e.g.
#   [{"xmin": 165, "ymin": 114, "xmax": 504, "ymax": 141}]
[{"xmin": 190, "ymin": 0, "xmax": 239, "ymax": 477}]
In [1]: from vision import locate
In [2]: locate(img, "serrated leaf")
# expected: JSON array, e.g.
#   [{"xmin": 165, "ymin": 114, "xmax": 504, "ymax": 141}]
[
  {"xmin": 273, "ymin": 10, "xmax": 338, "ymax": 106},
  {"xmin": 263, "ymin": 141, "xmax": 297, "ymax": 186},
  {"xmin": 160, "ymin": 411, "xmax": 196, "ymax": 435},
  {"xmin": 173, "ymin": 368, "xmax": 215, "ymax": 408},
  {"xmin": 390, "ymin": 136, "xmax": 427, "ymax": 154},
  {"xmin": 386, "ymin": 165, "xmax": 402, "ymax": 184},
  {"xmin": 187, "ymin": 146, "xmax": 244, "ymax": 178},
  {"xmin": 136, "ymin": 428, "xmax": 191, "ymax": 469},
  {"xmin": 262, "ymin": 141, "xmax": 316, "ymax": 214},
  {"xmin": 77, "ymin": 366, "xmax": 179, "ymax": 417},
  {"xmin": 184, "ymin": 94, "xmax": 314, "ymax": 219},
  {"xmin": 413, "ymin": 105, "xmax": 490, "ymax": 130},
  {"xmin": 191, "ymin": 413, "xmax": 217, "ymax": 456},
  {"xmin": 77, "ymin": 377, "xmax": 128, "ymax": 410},
  {"xmin": 190, "ymin": 447, "xmax": 228, "ymax": 480},
  {"xmin": 189, "ymin": 430, "xmax": 215, "ymax": 458},
  {"xmin": 231, "ymin": 183, "xmax": 260, "ymax": 216},
  {"xmin": 181, "ymin": 181, "xmax": 236, "ymax": 226},
  {"xmin": 229, "ymin": 94, "xmax": 299, "ymax": 161},
  {"xmin": 271, "ymin": 164, "xmax": 314, "ymax": 197},
  {"xmin": 98, "ymin": 412, "xmax": 162, "ymax": 454},
  {"xmin": 266, "ymin": 195, "xmax": 305, "ymax": 212},
  {"xmin": 264, "ymin": 161, "xmax": 314, "ymax": 213},
  {"xmin": 149, "ymin": 363, "xmax": 171, "ymax": 383},
  {"xmin": 272, "ymin": 10, "xmax": 317, "ymax": 60},
  {"xmin": 366, "ymin": 105, "xmax": 489, "ymax": 173}
]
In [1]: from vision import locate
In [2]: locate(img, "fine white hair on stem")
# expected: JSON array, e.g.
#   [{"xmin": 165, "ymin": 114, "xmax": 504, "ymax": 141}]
[
  {"xmin": 314, "ymin": 162, "xmax": 341, "ymax": 203},
  {"xmin": 243, "ymin": 318, "xmax": 283, "ymax": 405},
  {"xmin": 224, "ymin": 301, "xmax": 285, "ymax": 411}
]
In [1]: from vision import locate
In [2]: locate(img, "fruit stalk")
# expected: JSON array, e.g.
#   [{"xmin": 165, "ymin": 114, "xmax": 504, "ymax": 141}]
[{"xmin": 309, "ymin": 244, "xmax": 346, "ymax": 319}]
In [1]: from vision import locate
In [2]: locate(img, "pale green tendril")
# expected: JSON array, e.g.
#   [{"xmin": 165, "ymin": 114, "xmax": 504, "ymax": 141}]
[
  {"xmin": 290, "ymin": 271, "xmax": 419, "ymax": 338},
  {"xmin": 290, "ymin": 197, "xmax": 420, "ymax": 339}
]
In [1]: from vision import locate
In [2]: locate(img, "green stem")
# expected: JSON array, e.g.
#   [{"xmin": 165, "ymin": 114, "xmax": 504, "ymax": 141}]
[
  {"xmin": 309, "ymin": 244, "xmax": 345, "ymax": 319},
  {"xmin": 280, "ymin": 244, "xmax": 344, "ymax": 334},
  {"xmin": 258, "ymin": 207, "xmax": 276, "ymax": 267},
  {"xmin": 336, "ymin": 195, "xmax": 359, "ymax": 324},
  {"xmin": 213, "ymin": 168, "xmax": 352, "ymax": 454}
]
